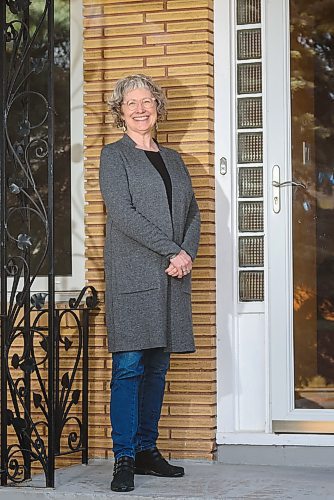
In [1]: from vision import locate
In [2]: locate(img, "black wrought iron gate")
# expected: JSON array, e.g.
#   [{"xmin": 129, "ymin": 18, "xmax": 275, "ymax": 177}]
[{"xmin": 0, "ymin": 0, "xmax": 97, "ymax": 488}]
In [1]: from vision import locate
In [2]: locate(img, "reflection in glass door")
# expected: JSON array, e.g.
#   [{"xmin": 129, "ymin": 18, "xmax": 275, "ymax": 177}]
[{"xmin": 291, "ymin": 1, "xmax": 334, "ymax": 410}]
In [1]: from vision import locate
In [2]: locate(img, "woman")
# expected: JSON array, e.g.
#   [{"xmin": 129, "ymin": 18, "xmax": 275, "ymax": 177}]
[{"xmin": 99, "ymin": 74, "xmax": 201, "ymax": 493}]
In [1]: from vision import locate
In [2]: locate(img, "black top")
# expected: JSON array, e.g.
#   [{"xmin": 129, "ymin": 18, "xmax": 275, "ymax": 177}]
[{"xmin": 144, "ymin": 150, "xmax": 172, "ymax": 215}]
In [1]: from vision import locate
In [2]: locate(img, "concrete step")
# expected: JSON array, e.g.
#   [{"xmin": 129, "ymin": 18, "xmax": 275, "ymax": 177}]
[{"xmin": 0, "ymin": 459, "xmax": 333, "ymax": 499}]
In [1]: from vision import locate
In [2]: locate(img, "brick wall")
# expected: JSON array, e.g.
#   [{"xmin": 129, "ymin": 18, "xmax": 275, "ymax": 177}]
[{"xmin": 83, "ymin": 0, "xmax": 216, "ymax": 460}]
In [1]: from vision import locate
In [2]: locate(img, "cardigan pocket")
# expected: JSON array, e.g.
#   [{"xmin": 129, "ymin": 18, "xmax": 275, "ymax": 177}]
[
  {"xmin": 115, "ymin": 257, "xmax": 159, "ymax": 294},
  {"xmin": 182, "ymin": 273, "xmax": 192, "ymax": 294}
]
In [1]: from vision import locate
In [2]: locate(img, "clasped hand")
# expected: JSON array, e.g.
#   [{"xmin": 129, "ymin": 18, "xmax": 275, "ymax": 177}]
[{"xmin": 165, "ymin": 249, "xmax": 192, "ymax": 279}]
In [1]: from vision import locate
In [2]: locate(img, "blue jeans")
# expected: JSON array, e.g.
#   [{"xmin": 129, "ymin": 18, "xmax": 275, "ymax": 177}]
[{"xmin": 110, "ymin": 348, "xmax": 170, "ymax": 460}]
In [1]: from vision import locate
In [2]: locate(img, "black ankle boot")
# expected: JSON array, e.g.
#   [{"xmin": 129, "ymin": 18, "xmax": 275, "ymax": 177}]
[
  {"xmin": 135, "ymin": 447, "xmax": 184, "ymax": 477},
  {"xmin": 111, "ymin": 456, "xmax": 135, "ymax": 492}
]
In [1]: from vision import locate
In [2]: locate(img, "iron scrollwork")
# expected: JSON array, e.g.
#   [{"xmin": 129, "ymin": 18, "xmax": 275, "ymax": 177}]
[{"xmin": 0, "ymin": 0, "xmax": 98, "ymax": 488}]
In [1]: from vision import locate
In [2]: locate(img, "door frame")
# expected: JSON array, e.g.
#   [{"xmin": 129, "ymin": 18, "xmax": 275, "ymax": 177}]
[
  {"xmin": 215, "ymin": 0, "xmax": 334, "ymax": 446},
  {"xmin": 266, "ymin": 0, "xmax": 334, "ymax": 430}
]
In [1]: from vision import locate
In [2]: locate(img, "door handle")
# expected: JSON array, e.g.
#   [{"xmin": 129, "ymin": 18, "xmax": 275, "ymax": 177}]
[{"xmin": 272, "ymin": 165, "xmax": 306, "ymax": 213}]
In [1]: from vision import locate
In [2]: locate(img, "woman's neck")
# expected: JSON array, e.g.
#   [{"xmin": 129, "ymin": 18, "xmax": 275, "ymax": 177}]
[{"xmin": 126, "ymin": 130, "xmax": 159, "ymax": 151}]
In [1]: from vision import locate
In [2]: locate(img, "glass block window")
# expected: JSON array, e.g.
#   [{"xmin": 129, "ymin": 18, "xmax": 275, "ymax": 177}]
[
  {"xmin": 237, "ymin": 29, "xmax": 261, "ymax": 60},
  {"xmin": 237, "ymin": 63, "xmax": 262, "ymax": 94},
  {"xmin": 239, "ymin": 271, "xmax": 264, "ymax": 301},
  {"xmin": 237, "ymin": 0, "xmax": 261, "ymax": 25},
  {"xmin": 236, "ymin": 0, "xmax": 264, "ymax": 302},
  {"xmin": 239, "ymin": 236, "xmax": 264, "ymax": 267},
  {"xmin": 239, "ymin": 167, "xmax": 263, "ymax": 197},
  {"xmin": 239, "ymin": 201, "xmax": 264, "ymax": 232},
  {"xmin": 238, "ymin": 97, "xmax": 262, "ymax": 128},
  {"xmin": 238, "ymin": 133, "xmax": 263, "ymax": 163}
]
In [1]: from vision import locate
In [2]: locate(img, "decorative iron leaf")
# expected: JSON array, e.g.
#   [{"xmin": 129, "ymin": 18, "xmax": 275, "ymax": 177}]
[
  {"xmin": 12, "ymin": 142, "xmax": 25, "ymax": 160},
  {"xmin": 15, "ymin": 291, "xmax": 24, "ymax": 306},
  {"xmin": 19, "ymin": 357, "xmax": 36, "ymax": 374},
  {"xmin": 31, "ymin": 57, "xmax": 45, "ymax": 74},
  {"xmin": 40, "ymin": 337, "xmax": 48, "ymax": 352},
  {"xmin": 17, "ymin": 233, "xmax": 32, "ymax": 250},
  {"xmin": 31, "ymin": 292, "xmax": 47, "ymax": 310},
  {"xmin": 11, "ymin": 353, "xmax": 20, "ymax": 369},
  {"xmin": 7, "ymin": 0, "xmax": 31, "ymax": 15},
  {"xmin": 5, "ymin": 24, "xmax": 17, "ymax": 42},
  {"xmin": 12, "ymin": 417, "xmax": 26, "ymax": 433},
  {"xmin": 61, "ymin": 372, "xmax": 70, "ymax": 389},
  {"xmin": 9, "ymin": 182, "xmax": 21, "ymax": 194},
  {"xmin": 5, "ymin": 259, "xmax": 19, "ymax": 276},
  {"xmin": 64, "ymin": 336, "xmax": 72, "ymax": 351},
  {"xmin": 35, "ymin": 437, "xmax": 44, "ymax": 450},
  {"xmin": 71, "ymin": 389, "xmax": 80, "ymax": 405},
  {"xmin": 18, "ymin": 386, "xmax": 26, "ymax": 398},
  {"xmin": 6, "ymin": 409, "xmax": 14, "ymax": 425},
  {"xmin": 33, "ymin": 392, "xmax": 42, "ymax": 409},
  {"xmin": 18, "ymin": 119, "xmax": 31, "ymax": 137}
]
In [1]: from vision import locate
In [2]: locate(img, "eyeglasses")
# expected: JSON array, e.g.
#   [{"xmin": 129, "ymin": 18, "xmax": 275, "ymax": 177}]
[{"xmin": 122, "ymin": 97, "xmax": 156, "ymax": 111}]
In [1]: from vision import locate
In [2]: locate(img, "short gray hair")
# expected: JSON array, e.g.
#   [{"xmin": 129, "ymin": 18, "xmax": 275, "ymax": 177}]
[{"xmin": 108, "ymin": 74, "xmax": 167, "ymax": 128}]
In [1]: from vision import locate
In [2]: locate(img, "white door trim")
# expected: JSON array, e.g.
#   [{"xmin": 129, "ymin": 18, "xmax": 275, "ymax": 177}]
[{"xmin": 215, "ymin": 0, "xmax": 236, "ymax": 435}]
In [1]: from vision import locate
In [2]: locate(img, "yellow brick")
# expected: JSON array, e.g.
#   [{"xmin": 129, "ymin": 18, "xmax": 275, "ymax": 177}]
[
  {"xmin": 169, "ymin": 404, "xmax": 216, "ymax": 416},
  {"xmin": 86, "ymin": 58, "xmax": 143, "ymax": 71},
  {"xmin": 84, "ymin": 146, "xmax": 104, "ymax": 158},
  {"xmin": 84, "ymin": 14, "xmax": 143, "ymax": 28},
  {"xmin": 175, "ymin": 143, "xmax": 214, "ymax": 155},
  {"xmin": 104, "ymin": 24, "xmax": 164, "ymax": 36},
  {"xmin": 167, "ymin": 20, "xmax": 212, "ymax": 32},
  {"xmin": 84, "ymin": 5, "xmax": 103, "ymax": 16},
  {"xmin": 146, "ymin": 10, "xmax": 210, "ymax": 23},
  {"xmin": 157, "ymin": 439, "xmax": 213, "ymax": 452},
  {"xmin": 169, "ymin": 381, "xmax": 215, "ymax": 393},
  {"xmin": 168, "ymin": 64, "xmax": 212, "ymax": 77},
  {"xmin": 159, "ymin": 415, "xmax": 215, "ymax": 427},
  {"xmin": 167, "ymin": 0, "xmax": 212, "ymax": 8},
  {"xmin": 170, "ymin": 359, "xmax": 215, "ymax": 371},
  {"xmin": 84, "ymin": 92, "xmax": 104, "ymax": 103},
  {"xmin": 104, "ymin": 2, "xmax": 164, "ymax": 14},
  {"xmin": 84, "ymin": 81, "xmax": 115, "ymax": 93},
  {"xmin": 148, "ymin": 32, "xmax": 210, "ymax": 46},
  {"xmin": 158, "ymin": 74, "xmax": 213, "ymax": 87},
  {"xmin": 103, "ymin": 66, "xmax": 165, "ymax": 81},
  {"xmin": 167, "ymin": 370, "xmax": 215, "ymax": 382},
  {"xmin": 147, "ymin": 53, "xmax": 211, "ymax": 67},
  {"xmin": 103, "ymin": 46, "xmax": 164, "ymax": 59},
  {"xmin": 84, "ymin": 49, "xmax": 103, "ymax": 60},
  {"xmin": 84, "ymin": 36, "xmax": 143, "ymax": 49},
  {"xmin": 84, "ymin": 27, "xmax": 104, "ymax": 38},
  {"xmin": 159, "ymin": 121, "xmax": 212, "ymax": 132},
  {"xmin": 171, "ymin": 429, "xmax": 215, "ymax": 440},
  {"xmin": 167, "ymin": 42, "xmax": 213, "ymax": 55},
  {"xmin": 171, "ymin": 450, "xmax": 214, "ymax": 460},
  {"xmin": 167, "ymin": 87, "xmax": 214, "ymax": 99},
  {"xmin": 83, "ymin": 71, "xmax": 104, "ymax": 82},
  {"xmin": 84, "ymin": 0, "xmax": 141, "ymax": 3},
  {"xmin": 167, "ymin": 96, "xmax": 212, "ymax": 109},
  {"xmin": 85, "ymin": 102, "xmax": 108, "ymax": 113},
  {"xmin": 167, "ymin": 131, "xmax": 211, "ymax": 142},
  {"xmin": 83, "ymin": 0, "xmax": 104, "ymax": 4},
  {"xmin": 85, "ymin": 137, "xmax": 104, "ymax": 148},
  {"xmin": 167, "ymin": 108, "xmax": 213, "ymax": 120}
]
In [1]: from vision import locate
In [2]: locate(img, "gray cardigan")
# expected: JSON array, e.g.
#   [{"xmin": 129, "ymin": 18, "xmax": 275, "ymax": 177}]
[{"xmin": 99, "ymin": 134, "xmax": 201, "ymax": 353}]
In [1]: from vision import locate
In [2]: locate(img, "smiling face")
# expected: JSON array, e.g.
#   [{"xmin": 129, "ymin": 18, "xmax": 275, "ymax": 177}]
[{"xmin": 121, "ymin": 87, "xmax": 158, "ymax": 136}]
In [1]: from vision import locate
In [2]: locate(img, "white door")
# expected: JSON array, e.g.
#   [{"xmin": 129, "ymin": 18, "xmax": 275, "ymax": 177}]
[{"xmin": 267, "ymin": 0, "xmax": 334, "ymax": 431}]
